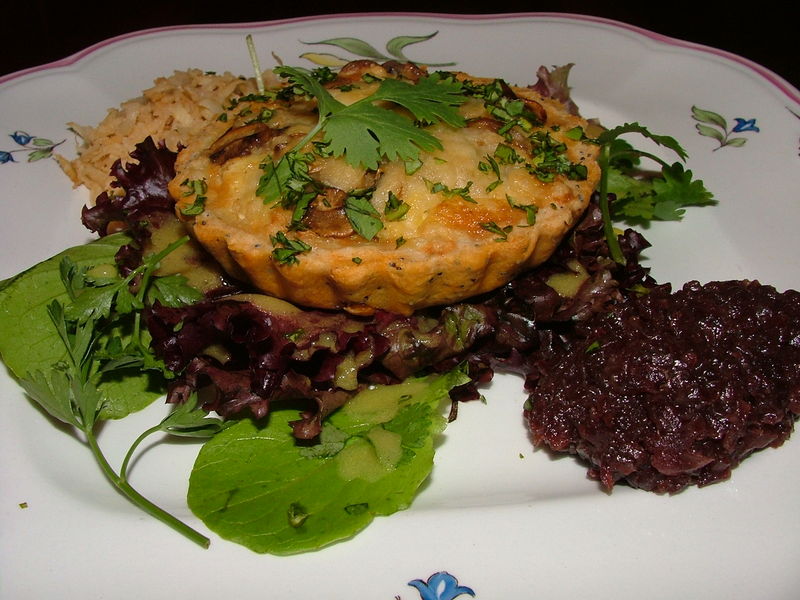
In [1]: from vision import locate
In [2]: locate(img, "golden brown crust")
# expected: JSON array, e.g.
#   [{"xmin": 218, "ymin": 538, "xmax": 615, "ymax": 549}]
[{"xmin": 171, "ymin": 62, "xmax": 600, "ymax": 315}]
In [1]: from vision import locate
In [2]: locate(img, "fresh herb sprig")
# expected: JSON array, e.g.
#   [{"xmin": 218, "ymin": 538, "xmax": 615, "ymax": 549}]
[
  {"xmin": 594, "ymin": 123, "xmax": 714, "ymax": 264},
  {"xmin": 258, "ymin": 67, "xmax": 467, "ymax": 205},
  {"xmin": 18, "ymin": 238, "xmax": 221, "ymax": 548}
]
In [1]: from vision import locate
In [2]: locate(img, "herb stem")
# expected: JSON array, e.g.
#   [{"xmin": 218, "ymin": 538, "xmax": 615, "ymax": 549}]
[
  {"xmin": 85, "ymin": 428, "xmax": 210, "ymax": 548},
  {"xmin": 290, "ymin": 120, "xmax": 326, "ymax": 156},
  {"xmin": 597, "ymin": 144, "xmax": 625, "ymax": 265},
  {"xmin": 119, "ymin": 424, "xmax": 162, "ymax": 479},
  {"xmin": 246, "ymin": 34, "xmax": 265, "ymax": 95}
]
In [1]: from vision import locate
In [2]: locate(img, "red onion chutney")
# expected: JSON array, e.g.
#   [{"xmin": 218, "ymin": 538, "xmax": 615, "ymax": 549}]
[{"xmin": 525, "ymin": 280, "xmax": 800, "ymax": 493}]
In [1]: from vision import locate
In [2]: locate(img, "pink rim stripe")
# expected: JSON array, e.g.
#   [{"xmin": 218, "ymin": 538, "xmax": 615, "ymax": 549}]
[{"xmin": 2, "ymin": 12, "xmax": 798, "ymax": 104}]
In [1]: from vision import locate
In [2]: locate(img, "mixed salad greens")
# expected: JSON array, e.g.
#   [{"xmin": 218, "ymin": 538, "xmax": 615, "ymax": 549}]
[{"xmin": 0, "ymin": 59, "xmax": 713, "ymax": 552}]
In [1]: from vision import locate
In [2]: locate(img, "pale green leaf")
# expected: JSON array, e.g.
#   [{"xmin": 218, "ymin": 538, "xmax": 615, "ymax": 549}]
[
  {"xmin": 369, "ymin": 76, "xmax": 466, "ymax": 127},
  {"xmin": 344, "ymin": 196, "xmax": 384, "ymax": 240},
  {"xmin": 691, "ymin": 106, "xmax": 727, "ymax": 129},
  {"xmin": 695, "ymin": 123, "xmax": 725, "ymax": 142},
  {"xmin": 725, "ymin": 137, "xmax": 748, "ymax": 147},
  {"xmin": 302, "ymin": 37, "xmax": 389, "ymax": 60},
  {"xmin": 385, "ymin": 32, "xmax": 438, "ymax": 60},
  {"xmin": 27, "ymin": 149, "xmax": 52, "ymax": 162}
]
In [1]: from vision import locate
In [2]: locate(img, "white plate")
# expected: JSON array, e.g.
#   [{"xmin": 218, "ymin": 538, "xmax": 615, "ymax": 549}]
[{"xmin": 1, "ymin": 13, "xmax": 798, "ymax": 600}]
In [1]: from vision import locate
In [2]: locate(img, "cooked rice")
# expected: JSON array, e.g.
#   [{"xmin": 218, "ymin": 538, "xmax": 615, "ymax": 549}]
[{"xmin": 58, "ymin": 69, "xmax": 259, "ymax": 200}]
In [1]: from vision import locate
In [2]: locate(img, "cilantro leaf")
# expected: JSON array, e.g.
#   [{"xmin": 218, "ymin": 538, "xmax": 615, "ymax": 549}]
[
  {"xmin": 157, "ymin": 393, "xmax": 225, "ymax": 439},
  {"xmin": 609, "ymin": 162, "xmax": 715, "ymax": 223},
  {"xmin": 271, "ymin": 231, "xmax": 312, "ymax": 265},
  {"xmin": 262, "ymin": 66, "xmax": 468, "ymax": 198},
  {"xmin": 651, "ymin": 163, "xmax": 716, "ymax": 218},
  {"xmin": 0, "ymin": 234, "xmax": 211, "ymax": 548},
  {"xmin": 598, "ymin": 123, "xmax": 688, "ymax": 163},
  {"xmin": 595, "ymin": 122, "xmax": 714, "ymax": 263},
  {"xmin": 18, "ymin": 367, "xmax": 83, "ymax": 428},
  {"xmin": 367, "ymin": 75, "xmax": 466, "ymax": 128},
  {"xmin": 323, "ymin": 102, "xmax": 443, "ymax": 169},
  {"xmin": 384, "ymin": 191, "xmax": 410, "ymax": 221},
  {"xmin": 147, "ymin": 274, "xmax": 204, "ymax": 307}
]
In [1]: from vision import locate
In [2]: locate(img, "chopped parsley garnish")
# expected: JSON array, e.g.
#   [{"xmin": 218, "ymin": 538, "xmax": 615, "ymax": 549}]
[
  {"xmin": 384, "ymin": 191, "xmax": 410, "ymax": 221},
  {"xmin": 478, "ymin": 154, "xmax": 502, "ymax": 192},
  {"xmin": 245, "ymin": 108, "xmax": 274, "ymax": 125},
  {"xmin": 271, "ymin": 231, "xmax": 312, "ymax": 265},
  {"xmin": 344, "ymin": 194, "xmax": 384, "ymax": 240},
  {"xmin": 564, "ymin": 126, "xmax": 585, "ymax": 140},
  {"xmin": 527, "ymin": 131, "xmax": 588, "ymax": 182},
  {"xmin": 258, "ymin": 151, "xmax": 316, "ymax": 206},
  {"xmin": 507, "ymin": 195, "xmax": 538, "ymax": 225},
  {"xmin": 404, "ymin": 158, "xmax": 423, "ymax": 175},
  {"xmin": 480, "ymin": 221, "xmax": 513, "ymax": 241},
  {"xmin": 464, "ymin": 79, "xmax": 543, "ymax": 136},
  {"xmin": 425, "ymin": 179, "xmax": 475, "ymax": 203},
  {"xmin": 179, "ymin": 179, "xmax": 208, "ymax": 216},
  {"xmin": 493, "ymin": 143, "xmax": 523, "ymax": 165}
]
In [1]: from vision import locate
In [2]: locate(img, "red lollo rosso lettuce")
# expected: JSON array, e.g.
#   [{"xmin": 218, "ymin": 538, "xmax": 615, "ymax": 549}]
[
  {"xmin": 85, "ymin": 135, "xmax": 653, "ymax": 440},
  {"xmin": 146, "ymin": 299, "xmax": 495, "ymax": 438},
  {"xmin": 82, "ymin": 137, "xmax": 178, "ymax": 237},
  {"xmin": 529, "ymin": 63, "xmax": 581, "ymax": 116},
  {"xmin": 81, "ymin": 138, "xmax": 180, "ymax": 274}
]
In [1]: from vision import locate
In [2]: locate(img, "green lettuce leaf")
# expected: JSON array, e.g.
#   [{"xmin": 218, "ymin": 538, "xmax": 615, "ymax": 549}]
[
  {"xmin": 0, "ymin": 233, "xmax": 162, "ymax": 419},
  {"xmin": 187, "ymin": 368, "xmax": 469, "ymax": 554}
]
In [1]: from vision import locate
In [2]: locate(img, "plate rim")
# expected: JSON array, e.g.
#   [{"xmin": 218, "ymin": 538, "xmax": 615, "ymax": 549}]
[
  {"xmin": 1, "ymin": 11, "xmax": 798, "ymax": 104},
  {"xmin": 1, "ymin": 12, "xmax": 799, "ymax": 600}
]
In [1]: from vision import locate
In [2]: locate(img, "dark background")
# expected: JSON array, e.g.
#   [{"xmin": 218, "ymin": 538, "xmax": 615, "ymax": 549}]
[{"xmin": 2, "ymin": 2, "xmax": 796, "ymax": 88}]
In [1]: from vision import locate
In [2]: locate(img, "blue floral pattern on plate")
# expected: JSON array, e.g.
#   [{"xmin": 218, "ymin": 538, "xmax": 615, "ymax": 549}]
[
  {"xmin": 399, "ymin": 572, "xmax": 475, "ymax": 600},
  {"xmin": 1, "ymin": 130, "xmax": 64, "ymax": 163},
  {"xmin": 691, "ymin": 106, "xmax": 760, "ymax": 150}
]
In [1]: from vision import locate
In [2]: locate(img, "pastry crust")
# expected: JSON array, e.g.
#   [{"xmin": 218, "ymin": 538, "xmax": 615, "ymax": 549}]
[{"xmin": 171, "ymin": 62, "xmax": 600, "ymax": 315}]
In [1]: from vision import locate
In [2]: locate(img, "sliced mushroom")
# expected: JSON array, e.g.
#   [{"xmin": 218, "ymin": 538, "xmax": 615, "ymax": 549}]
[
  {"xmin": 466, "ymin": 117, "xmax": 504, "ymax": 133},
  {"xmin": 332, "ymin": 60, "xmax": 387, "ymax": 87},
  {"xmin": 209, "ymin": 122, "xmax": 283, "ymax": 164},
  {"xmin": 518, "ymin": 96, "xmax": 547, "ymax": 125},
  {"xmin": 382, "ymin": 60, "xmax": 426, "ymax": 82},
  {"xmin": 303, "ymin": 188, "xmax": 355, "ymax": 238}
]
